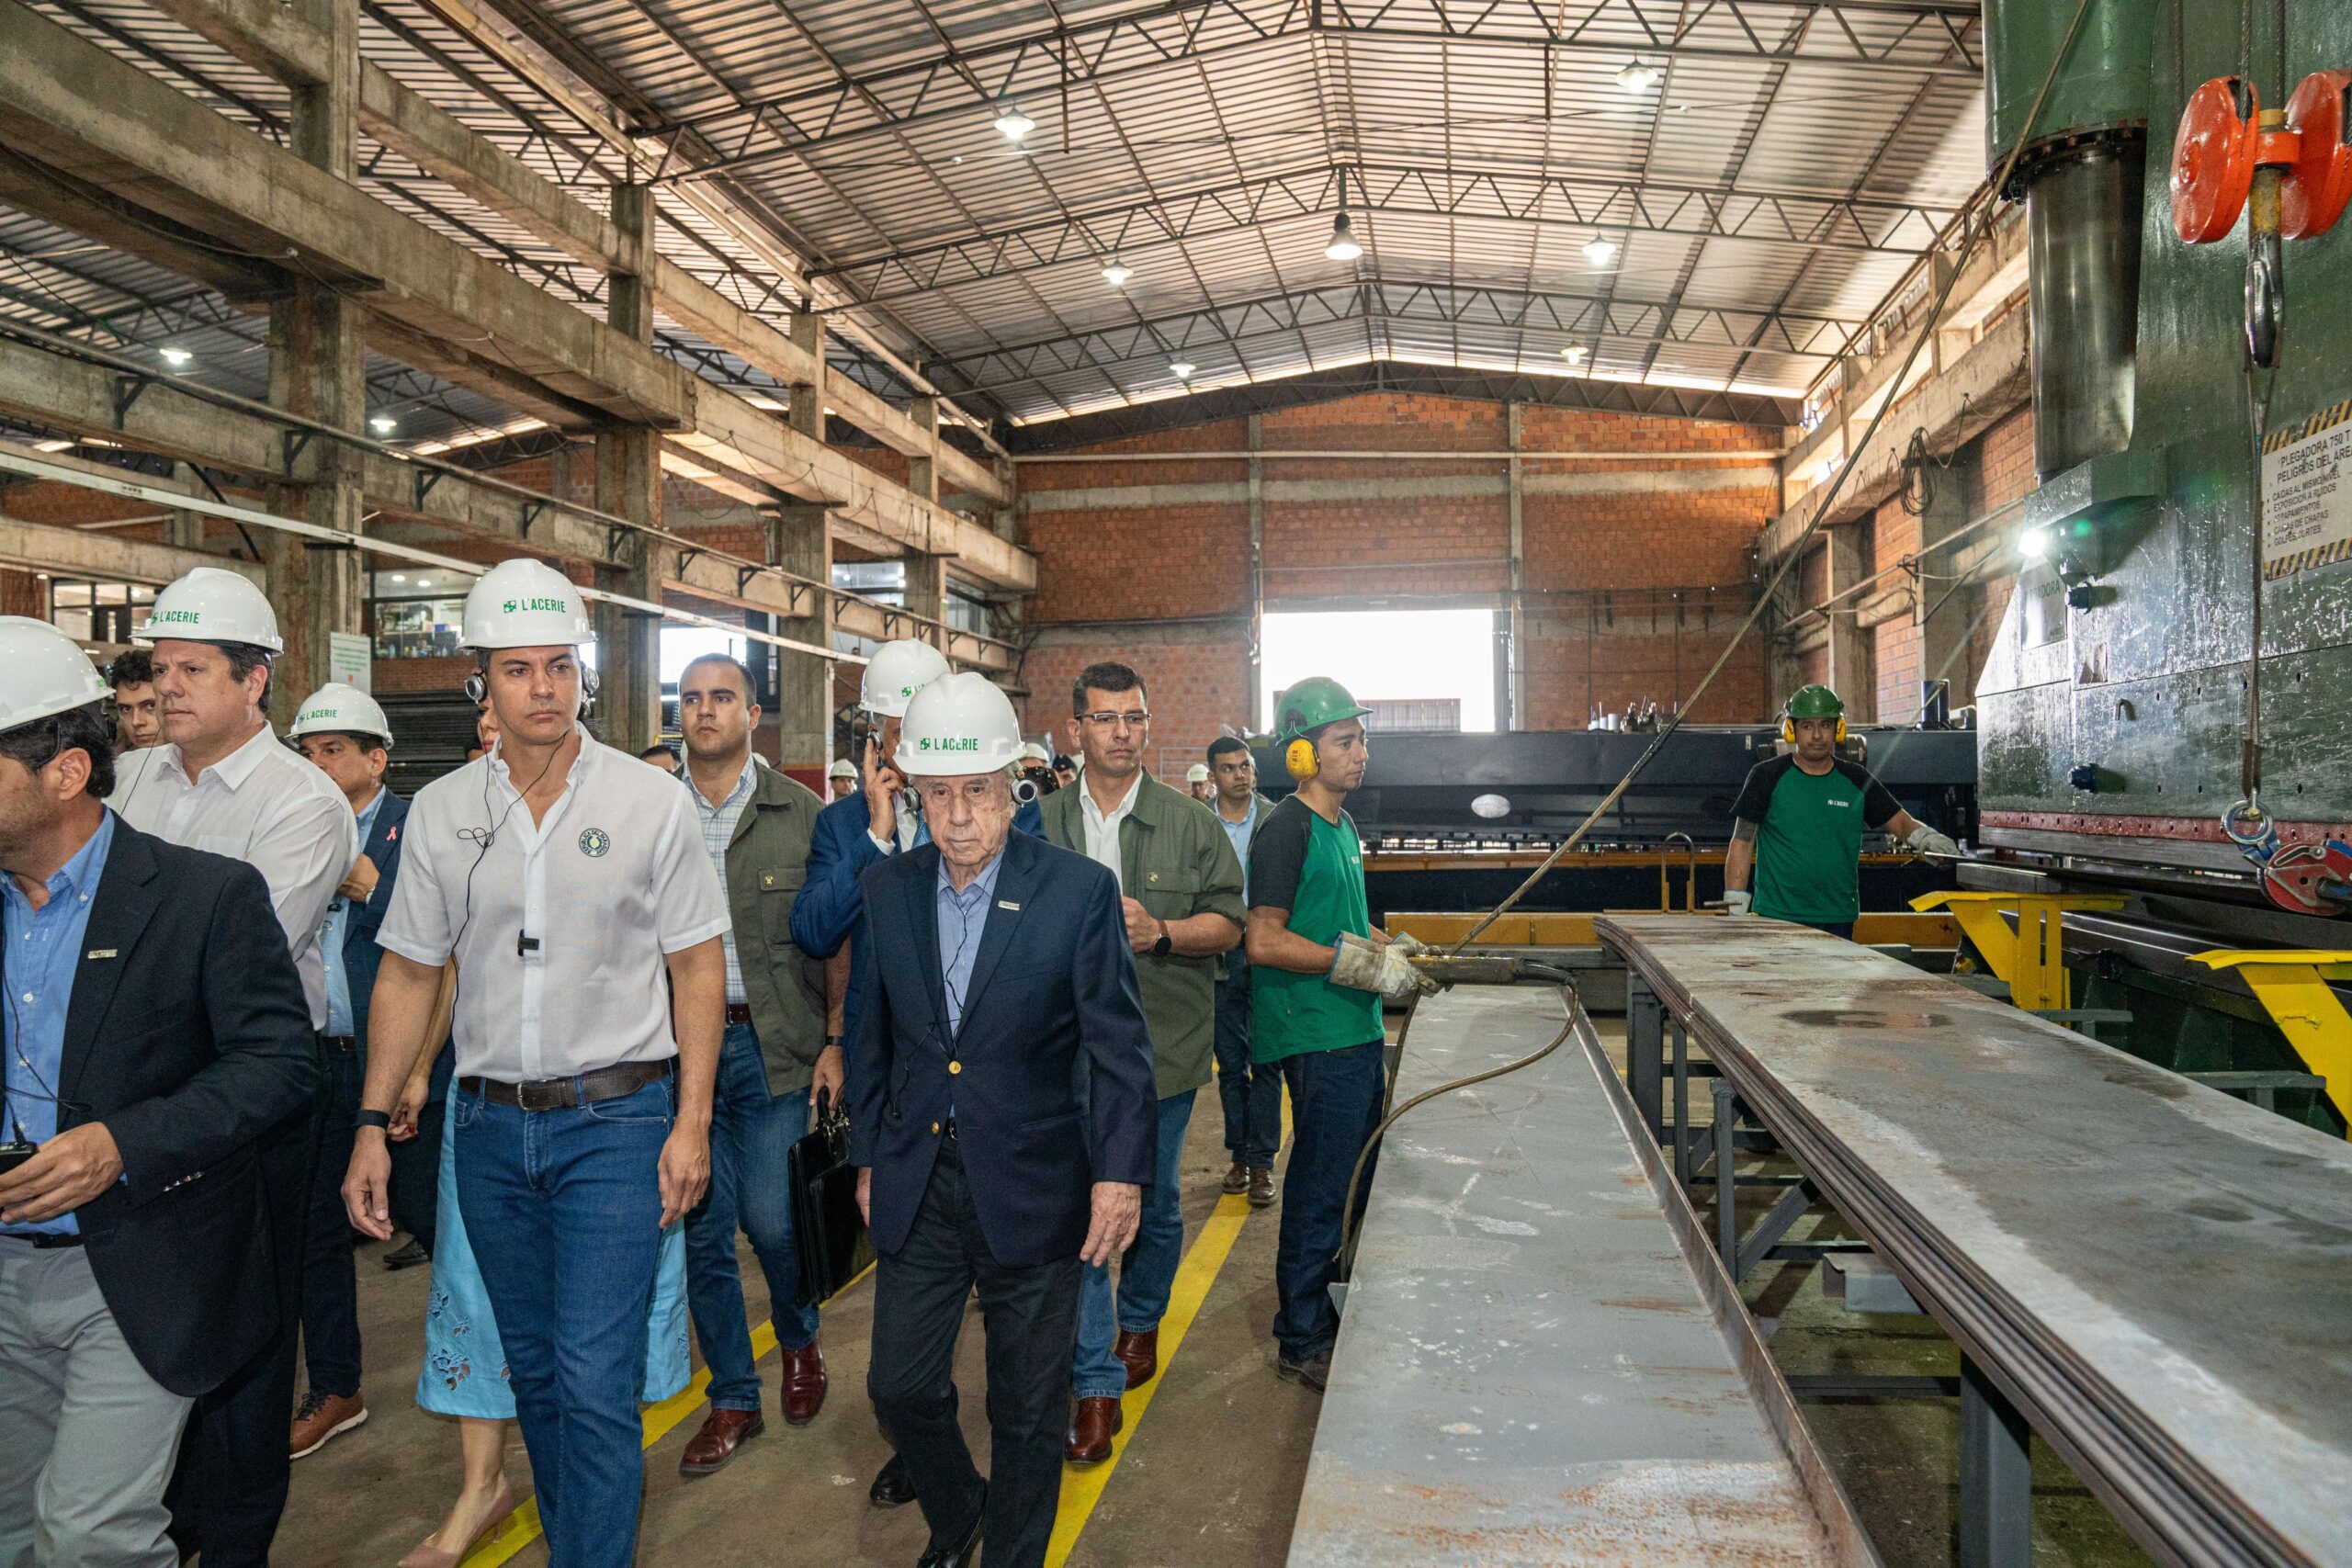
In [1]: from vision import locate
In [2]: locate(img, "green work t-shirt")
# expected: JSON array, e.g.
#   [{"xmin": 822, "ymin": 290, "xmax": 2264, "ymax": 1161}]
[
  {"xmin": 1246, "ymin": 795, "xmax": 1384, "ymax": 1065},
  {"xmin": 1731, "ymin": 754, "xmax": 1903, "ymax": 926}
]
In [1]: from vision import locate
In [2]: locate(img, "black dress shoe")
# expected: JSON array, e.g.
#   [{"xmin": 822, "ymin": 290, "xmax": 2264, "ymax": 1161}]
[
  {"xmin": 869, "ymin": 1452, "xmax": 917, "ymax": 1509},
  {"xmin": 914, "ymin": 1494, "xmax": 982, "ymax": 1568},
  {"xmin": 381, "ymin": 1238, "xmax": 430, "ymax": 1271}
]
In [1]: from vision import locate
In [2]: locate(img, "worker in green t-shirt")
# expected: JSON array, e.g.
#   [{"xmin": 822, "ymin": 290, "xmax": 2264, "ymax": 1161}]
[
  {"xmin": 1725, "ymin": 684, "xmax": 1958, "ymax": 938},
  {"xmin": 1246, "ymin": 676, "xmax": 1432, "ymax": 1393}
]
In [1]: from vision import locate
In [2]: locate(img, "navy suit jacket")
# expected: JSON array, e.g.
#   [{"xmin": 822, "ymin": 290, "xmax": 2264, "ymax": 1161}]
[
  {"xmin": 336, "ymin": 789, "xmax": 452, "ymax": 1101},
  {"xmin": 790, "ymin": 785, "xmax": 1042, "ymax": 1046},
  {"xmin": 847, "ymin": 829, "xmax": 1155, "ymax": 1269},
  {"xmin": 55, "ymin": 818, "xmax": 320, "ymax": 1397}
]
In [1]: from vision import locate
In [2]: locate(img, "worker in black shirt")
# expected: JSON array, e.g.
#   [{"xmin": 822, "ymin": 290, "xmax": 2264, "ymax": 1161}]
[{"xmin": 1725, "ymin": 685, "xmax": 1956, "ymax": 938}]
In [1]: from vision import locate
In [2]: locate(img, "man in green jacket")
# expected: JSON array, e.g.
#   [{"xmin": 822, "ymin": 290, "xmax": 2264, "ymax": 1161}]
[
  {"xmin": 1040, "ymin": 660, "xmax": 1245, "ymax": 1463},
  {"xmin": 673, "ymin": 653, "xmax": 833, "ymax": 1476},
  {"xmin": 1247, "ymin": 677, "xmax": 1430, "ymax": 1393}
]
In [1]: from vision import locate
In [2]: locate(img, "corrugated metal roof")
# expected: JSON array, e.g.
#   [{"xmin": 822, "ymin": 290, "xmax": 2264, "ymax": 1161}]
[{"xmin": 4, "ymin": 0, "xmax": 1985, "ymax": 439}]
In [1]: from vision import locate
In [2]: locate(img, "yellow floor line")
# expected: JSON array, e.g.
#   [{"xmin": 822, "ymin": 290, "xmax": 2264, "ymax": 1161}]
[
  {"xmin": 463, "ymin": 1264, "xmax": 874, "ymax": 1566},
  {"xmin": 1043, "ymin": 1192, "xmax": 1256, "ymax": 1568}
]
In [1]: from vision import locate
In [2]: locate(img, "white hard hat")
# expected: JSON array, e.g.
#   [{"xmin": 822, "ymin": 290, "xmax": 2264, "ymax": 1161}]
[
  {"xmin": 461, "ymin": 558, "xmax": 591, "ymax": 649},
  {"xmin": 138, "ymin": 566, "xmax": 282, "ymax": 653},
  {"xmin": 288, "ymin": 682, "xmax": 392, "ymax": 746},
  {"xmin": 828, "ymin": 758, "xmax": 858, "ymax": 780},
  {"xmin": 894, "ymin": 671, "xmax": 1023, "ymax": 777},
  {"xmin": 0, "ymin": 617, "xmax": 112, "ymax": 732},
  {"xmin": 1018, "ymin": 740, "xmax": 1052, "ymax": 765},
  {"xmin": 1186, "ymin": 762, "xmax": 1211, "ymax": 783},
  {"xmin": 860, "ymin": 639, "xmax": 951, "ymax": 718}
]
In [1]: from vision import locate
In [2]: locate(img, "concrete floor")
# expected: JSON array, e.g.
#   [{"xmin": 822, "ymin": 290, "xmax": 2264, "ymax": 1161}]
[{"xmin": 279, "ymin": 1027, "xmax": 2157, "ymax": 1568}]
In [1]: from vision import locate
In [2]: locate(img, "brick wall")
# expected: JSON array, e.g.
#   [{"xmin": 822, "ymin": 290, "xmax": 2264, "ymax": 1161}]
[
  {"xmin": 1019, "ymin": 631, "xmax": 1253, "ymax": 778},
  {"xmin": 1016, "ymin": 392, "xmax": 1784, "ymax": 743}
]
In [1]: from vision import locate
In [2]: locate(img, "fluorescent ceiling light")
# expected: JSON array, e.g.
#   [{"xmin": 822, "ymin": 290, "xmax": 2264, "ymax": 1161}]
[
  {"xmin": 1583, "ymin": 236, "xmax": 1620, "ymax": 265},
  {"xmin": 369, "ymin": 415, "xmax": 398, "ymax": 434},
  {"xmin": 1170, "ymin": 361, "xmax": 1196, "ymax": 378},
  {"xmin": 1617, "ymin": 60, "xmax": 1660, "ymax": 93},
  {"xmin": 993, "ymin": 102, "xmax": 1035, "ymax": 141},
  {"xmin": 159, "ymin": 346, "xmax": 192, "ymax": 367},
  {"xmin": 1101, "ymin": 260, "xmax": 1133, "ymax": 288},
  {"xmin": 1562, "ymin": 344, "xmax": 1589, "ymax": 364},
  {"xmin": 1325, "ymin": 211, "xmax": 1364, "ymax": 262}
]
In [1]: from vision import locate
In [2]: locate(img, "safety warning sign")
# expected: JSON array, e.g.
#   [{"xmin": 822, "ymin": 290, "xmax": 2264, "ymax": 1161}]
[{"xmin": 2263, "ymin": 399, "xmax": 2352, "ymax": 580}]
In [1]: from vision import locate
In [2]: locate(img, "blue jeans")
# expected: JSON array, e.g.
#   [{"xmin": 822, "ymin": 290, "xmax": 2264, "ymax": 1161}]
[
  {"xmin": 1273, "ymin": 1042, "xmax": 1386, "ymax": 1364},
  {"xmin": 1214, "ymin": 956, "xmax": 1282, "ymax": 1168},
  {"xmin": 453, "ymin": 1075, "xmax": 673, "ymax": 1568},
  {"xmin": 1071, "ymin": 1089, "xmax": 1194, "ymax": 1401},
  {"xmin": 684, "ymin": 1023, "xmax": 820, "ymax": 1413}
]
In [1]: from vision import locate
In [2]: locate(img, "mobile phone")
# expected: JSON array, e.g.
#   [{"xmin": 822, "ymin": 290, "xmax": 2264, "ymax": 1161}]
[{"xmin": 0, "ymin": 1142, "xmax": 36, "ymax": 1177}]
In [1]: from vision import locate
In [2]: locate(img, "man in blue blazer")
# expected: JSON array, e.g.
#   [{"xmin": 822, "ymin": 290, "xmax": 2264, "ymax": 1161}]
[{"xmin": 850, "ymin": 673, "xmax": 1154, "ymax": 1568}]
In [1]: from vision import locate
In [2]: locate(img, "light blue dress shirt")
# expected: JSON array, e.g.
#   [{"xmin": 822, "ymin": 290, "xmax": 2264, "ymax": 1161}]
[
  {"xmin": 1217, "ymin": 797, "xmax": 1261, "ymax": 903},
  {"xmin": 2, "ymin": 809, "xmax": 116, "ymax": 1237},
  {"xmin": 322, "ymin": 786, "xmax": 386, "ymax": 1039},
  {"xmin": 935, "ymin": 849, "xmax": 1005, "ymax": 1039}
]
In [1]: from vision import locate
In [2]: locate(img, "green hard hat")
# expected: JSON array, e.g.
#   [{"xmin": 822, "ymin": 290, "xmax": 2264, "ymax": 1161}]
[
  {"xmin": 1785, "ymin": 682, "xmax": 1845, "ymax": 720},
  {"xmin": 1274, "ymin": 676, "xmax": 1370, "ymax": 742}
]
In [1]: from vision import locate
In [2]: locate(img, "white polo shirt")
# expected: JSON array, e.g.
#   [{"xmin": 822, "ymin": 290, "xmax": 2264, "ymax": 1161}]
[
  {"xmin": 1078, "ymin": 771, "xmax": 1142, "ymax": 890},
  {"xmin": 379, "ymin": 728, "xmax": 730, "ymax": 1082},
  {"xmin": 114, "ymin": 723, "xmax": 357, "ymax": 1031}
]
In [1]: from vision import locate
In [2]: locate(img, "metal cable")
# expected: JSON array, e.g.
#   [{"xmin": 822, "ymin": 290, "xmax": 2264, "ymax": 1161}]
[{"xmin": 1445, "ymin": 0, "xmax": 2101, "ymax": 954}]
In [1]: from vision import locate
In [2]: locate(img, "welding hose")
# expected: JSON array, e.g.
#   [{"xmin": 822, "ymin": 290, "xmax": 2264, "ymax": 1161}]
[{"xmin": 1332, "ymin": 964, "xmax": 1578, "ymax": 1280}]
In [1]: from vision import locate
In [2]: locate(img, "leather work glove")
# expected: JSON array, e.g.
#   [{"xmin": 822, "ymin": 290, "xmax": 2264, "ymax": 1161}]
[
  {"xmin": 1328, "ymin": 931, "xmax": 1386, "ymax": 992},
  {"xmin": 1378, "ymin": 942, "xmax": 1442, "ymax": 1001},
  {"xmin": 1724, "ymin": 890, "xmax": 1753, "ymax": 917},
  {"xmin": 1386, "ymin": 931, "xmax": 1430, "ymax": 959},
  {"xmin": 1904, "ymin": 823, "xmax": 1962, "ymax": 858}
]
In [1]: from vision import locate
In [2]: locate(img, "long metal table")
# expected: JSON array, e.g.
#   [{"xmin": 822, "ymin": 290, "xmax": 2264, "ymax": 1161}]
[
  {"xmin": 1598, "ymin": 915, "xmax": 2352, "ymax": 1568},
  {"xmin": 1286, "ymin": 984, "xmax": 1877, "ymax": 1567}
]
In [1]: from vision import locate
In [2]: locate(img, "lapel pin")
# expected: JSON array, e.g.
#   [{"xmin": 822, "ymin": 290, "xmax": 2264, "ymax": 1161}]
[
  {"xmin": 86, "ymin": 948, "xmax": 117, "ymax": 960},
  {"xmin": 998, "ymin": 900, "xmax": 1022, "ymax": 912}
]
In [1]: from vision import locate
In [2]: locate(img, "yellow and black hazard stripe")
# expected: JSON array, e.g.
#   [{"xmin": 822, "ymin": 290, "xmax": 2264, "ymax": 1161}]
[
  {"xmin": 2265, "ymin": 398, "xmax": 2352, "ymax": 455},
  {"xmin": 2265, "ymin": 536, "xmax": 2352, "ymax": 579}
]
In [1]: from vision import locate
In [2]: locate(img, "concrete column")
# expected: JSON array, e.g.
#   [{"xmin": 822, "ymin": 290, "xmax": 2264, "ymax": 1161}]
[
  {"xmin": 264, "ymin": 0, "xmax": 362, "ymax": 728},
  {"xmin": 767, "ymin": 502, "xmax": 833, "ymax": 771},
  {"xmin": 788, "ymin": 313, "xmax": 825, "ymax": 440},
  {"xmin": 907, "ymin": 396, "xmax": 940, "ymax": 502},
  {"xmin": 1506, "ymin": 401, "xmax": 1526, "ymax": 731},
  {"xmin": 992, "ymin": 456, "xmax": 1017, "ymax": 543},
  {"xmin": 902, "ymin": 551, "xmax": 949, "ymax": 652},
  {"xmin": 594, "ymin": 181, "xmax": 662, "ymax": 752},
  {"xmin": 1824, "ymin": 525, "xmax": 1875, "ymax": 722}
]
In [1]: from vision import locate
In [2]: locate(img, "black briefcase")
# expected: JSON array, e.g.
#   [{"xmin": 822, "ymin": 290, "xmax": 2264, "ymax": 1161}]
[{"xmin": 788, "ymin": 1089, "xmax": 873, "ymax": 1307}]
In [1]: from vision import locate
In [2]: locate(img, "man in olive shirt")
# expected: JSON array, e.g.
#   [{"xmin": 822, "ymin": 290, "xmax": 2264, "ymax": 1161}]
[
  {"xmin": 1245, "ymin": 677, "xmax": 1427, "ymax": 1393},
  {"xmin": 1041, "ymin": 661, "xmax": 1244, "ymax": 1463},
  {"xmin": 1726, "ymin": 684, "xmax": 1956, "ymax": 938}
]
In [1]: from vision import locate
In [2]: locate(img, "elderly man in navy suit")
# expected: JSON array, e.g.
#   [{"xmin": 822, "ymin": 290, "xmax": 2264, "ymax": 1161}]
[{"xmin": 850, "ymin": 672, "xmax": 1154, "ymax": 1568}]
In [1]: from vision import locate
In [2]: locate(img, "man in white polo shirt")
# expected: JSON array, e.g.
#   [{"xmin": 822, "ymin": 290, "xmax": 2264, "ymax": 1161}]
[
  {"xmin": 341, "ymin": 558, "xmax": 729, "ymax": 1568},
  {"xmin": 113, "ymin": 566, "xmax": 356, "ymax": 1568}
]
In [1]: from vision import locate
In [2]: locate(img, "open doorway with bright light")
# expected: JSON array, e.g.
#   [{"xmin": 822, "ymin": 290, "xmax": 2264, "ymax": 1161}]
[{"xmin": 1260, "ymin": 608, "xmax": 1501, "ymax": 734}]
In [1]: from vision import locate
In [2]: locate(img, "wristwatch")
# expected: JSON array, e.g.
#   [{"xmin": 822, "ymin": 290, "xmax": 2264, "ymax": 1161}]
[
  {"xmin": 355, "ymin": 1109, "xmax": 391, "ymax": 1133},
  {"xmin": 1150, "ymin": 919, "xmax": 1173, "ymax": 959}
]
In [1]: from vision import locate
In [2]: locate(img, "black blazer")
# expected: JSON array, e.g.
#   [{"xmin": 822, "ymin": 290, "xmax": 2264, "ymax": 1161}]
[
  {"xmin": 58, "ymin": 817, "xmax": 320, "ymax": 1397},
  {"xmin": 848, "ymin": 829, "xmax": 1156, "ymax": 1269}
]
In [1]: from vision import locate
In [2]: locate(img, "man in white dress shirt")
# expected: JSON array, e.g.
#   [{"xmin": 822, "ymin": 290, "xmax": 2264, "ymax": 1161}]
[
  {"xmin": 343, "ymin": 558, "xmax": 728, "ymax": 1568},
  {"xmin": 112, "ymin": 566, "xmax": 356, "ymax": 1568}
]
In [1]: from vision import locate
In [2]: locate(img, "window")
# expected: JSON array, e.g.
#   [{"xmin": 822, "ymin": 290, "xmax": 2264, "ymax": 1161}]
[
  {"xmin": 50, "ymin": 580, "xmax": 157, "ymax": 646},
  {"xmin": 368, "ymin": 570, "xmax": 467, "ymax": 659},
  {"xmin": 1261, "ymin": 609, "xmax": 1499, "ymax": 733},
  {"xmin": 833, "ymin": 559, "xmax": 905, "ymax": 606}
]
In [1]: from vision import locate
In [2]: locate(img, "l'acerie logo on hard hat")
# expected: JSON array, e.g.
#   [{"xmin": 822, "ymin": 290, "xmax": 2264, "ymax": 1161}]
[
  {"xmin": 918, "ymin": 736, "xmax": 980, "ymax": 752},
  {"xmin": 151, "ymin": 608, "xmax": 203, "ymax": 626},
  {"xmin": 501, "ymin": 596, "xmax": 570, "ymax": 615}
]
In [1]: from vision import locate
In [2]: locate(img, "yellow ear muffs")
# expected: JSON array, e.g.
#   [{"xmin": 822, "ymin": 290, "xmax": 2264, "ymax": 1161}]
[
  {"xmin": 1781, "ymin": 716, "xmax": 1849, "ymax": 744},
  {"xmin": 1285, "ymin": 737, "xmax": 1318, "ymax": 780},
  {"xmin": 1835, "ymin": 716, "xmax": 1848, "ymax": 743}
]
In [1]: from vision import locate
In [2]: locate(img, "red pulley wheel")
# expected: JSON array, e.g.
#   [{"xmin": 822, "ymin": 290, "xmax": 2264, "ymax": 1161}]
[
  {"xmin": 2172, "ymin": 75, "xmax": 2258, "ymax": 243},
  {"xmin": 2282, "ymin": 69, "xmax": 2352, "ymax": 240}
]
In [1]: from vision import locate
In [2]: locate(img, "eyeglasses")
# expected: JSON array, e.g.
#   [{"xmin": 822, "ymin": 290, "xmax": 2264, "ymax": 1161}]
[{"xmin": 1078, "ymin": 710, "xmax": 1150, "ymax": 728}]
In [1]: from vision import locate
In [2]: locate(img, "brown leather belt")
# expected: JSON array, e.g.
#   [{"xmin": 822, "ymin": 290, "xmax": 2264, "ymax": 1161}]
[
  {"xmin": 724, "ymin": 1003, "xmax": 753, "ymax": 1026},
  {"xmin": 459, "ymin": 1058, "xmax": 673, "ymax": 1112}
]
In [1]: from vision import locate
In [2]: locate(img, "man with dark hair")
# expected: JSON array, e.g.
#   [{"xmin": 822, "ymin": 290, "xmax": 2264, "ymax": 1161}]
[
  {"xmin": 1205, "ymin": 735, "xmax": 1280, "ymax": 1206},
  {"xmin": 639, "ymin": 742, "xmax": 682, "ymax": 775},
  {"xmin": 1045, "ymin": 661, "xmax": 1243, "ymax": 1462},
  {"xmin": 0, "ymin": 615, "xmax": 318, "ymax": 1568},
  {"xmin": 117, "ymin": 568, "xmax": 354, "ymax": 1568},
  {"xmin": 106, "ymin": 648, "xmax": 163, "ymax": 752},
  {"xmin": 673, "ymin": 651, "xmax": 834, "ymax": 1475}
]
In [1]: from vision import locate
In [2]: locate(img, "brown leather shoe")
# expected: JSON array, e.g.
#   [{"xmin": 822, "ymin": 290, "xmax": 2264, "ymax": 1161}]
[
  {"xmin": 1247, "ymin": 1167, "xmax": 1276, "ymax": 1209},
  {"xmin": 289, "ymin": 1389, "xmax": 366, "ymax": 1460},
  {"xmin": 780, "ymin": 1342, "xmax": 828, "ymax": 1426},
  {"xmin": 679, "ymin": 1407, "xmax": 764, "ymax": 1477},
  {"xmin": 1114, "ymin": 1327, "xmax": 1159, "ymax": 1388},
  {"xmin": 1221, "ymin": 1157, "xmax": 1249, "ymax": 1195},
  {"xmin": 1064, "ymin": 1395, "xmax": 1122, "ymax": 1463}
]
